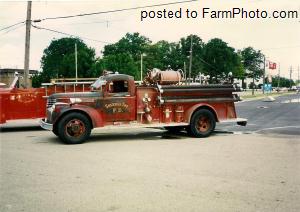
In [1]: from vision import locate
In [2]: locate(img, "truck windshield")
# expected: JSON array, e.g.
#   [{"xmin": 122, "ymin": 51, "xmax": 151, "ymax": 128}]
[{"xmin": 91, "ymin": 76, "xmax": 106, "ymax": 91}]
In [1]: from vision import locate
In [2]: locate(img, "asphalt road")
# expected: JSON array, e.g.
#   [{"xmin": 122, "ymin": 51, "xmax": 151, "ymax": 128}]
[
  {"xmin": 217, "ymin": 93, "xmax": 300, "ymax": 136},
  {"xmin": 1, "ymin": 93, "xmax": 299, "ymax": 212}
]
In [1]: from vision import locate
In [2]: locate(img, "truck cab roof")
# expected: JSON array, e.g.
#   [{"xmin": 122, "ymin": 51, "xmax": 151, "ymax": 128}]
[
  {"xmin": 91, "ymin": 74, "xmax": 134, "ymax": 90},
  {"xmin": 102, "ymin": 74, "xmax": 134, "ymax": 82}
]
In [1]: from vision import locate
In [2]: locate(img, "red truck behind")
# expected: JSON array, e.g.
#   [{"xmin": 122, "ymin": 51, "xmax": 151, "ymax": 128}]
[{"xmin": 0, "ymin": 75, "xmax": 93, "ymax": 124}]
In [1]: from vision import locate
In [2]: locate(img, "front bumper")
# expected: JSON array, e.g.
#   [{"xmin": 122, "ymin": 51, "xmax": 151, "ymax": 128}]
[
  {"xmin": 39, "ymin": 119, "xmax": 53, "ymax": 131},
  {"xmin": 219, "ymin": 118, "xmax": 247, "ymax": 126}
]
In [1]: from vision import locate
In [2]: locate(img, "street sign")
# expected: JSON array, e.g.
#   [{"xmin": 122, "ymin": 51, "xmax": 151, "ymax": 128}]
[{"xmin": 264, "ymin": 83, "xmax": 272, "ymax": 92}]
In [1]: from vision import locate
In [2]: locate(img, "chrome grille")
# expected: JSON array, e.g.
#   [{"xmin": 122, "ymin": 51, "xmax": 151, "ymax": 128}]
[{"xmin": 47, "ymin": 98, "xmax": 56, "ymax": 108}]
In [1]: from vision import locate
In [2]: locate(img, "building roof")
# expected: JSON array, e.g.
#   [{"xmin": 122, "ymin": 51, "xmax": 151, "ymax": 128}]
[{"xmin": 0, "ymin": 68, "xmax": 39, "ymax": 74}]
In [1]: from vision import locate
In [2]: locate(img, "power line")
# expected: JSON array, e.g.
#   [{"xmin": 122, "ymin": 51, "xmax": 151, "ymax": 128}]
[
  {"xmin": 33, "ymin": 0, "xmax": 198, "ymax": 22},
  {"xmin": 0, "ymin": 21, "xmax": 25, "ymax": 32},
  {"xmin": 0, "ymin": 23, "xmax": 25, "ymax": 36},
  {"xmin": 198, "ymin": 58, "xmax": 218, "ymax": 70},
  {"xmin": 31, "ymin": 24, "xmax": 110, "ymax": 44}
]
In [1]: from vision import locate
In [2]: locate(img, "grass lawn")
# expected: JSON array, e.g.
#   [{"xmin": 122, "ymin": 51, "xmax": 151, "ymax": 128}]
[{"xmin": 241, "ymin": 91, "xmax": 297, "ymax": 100}]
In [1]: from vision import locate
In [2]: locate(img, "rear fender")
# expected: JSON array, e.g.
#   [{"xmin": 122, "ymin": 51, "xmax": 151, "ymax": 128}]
[
  {"xmin": 185, "ymin": 103, "xmax": 219, "ymax": 123},
  {"xmin": 54, "ymin": 105, "xmax": 104, "ymax": 128}
]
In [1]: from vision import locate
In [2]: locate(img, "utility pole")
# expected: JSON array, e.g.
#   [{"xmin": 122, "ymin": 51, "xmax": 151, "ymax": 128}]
[
  {"xmin": 140, "ymin": 53, "xmax": 147, "ymax": 82},
  {"xmin": 199, "ymin": 72, "xmax": 202, "ymax": 85},
  {"xmin": 298, "ymin": 65, "xmax": 300, "ymax": 86},
  {"xmin": 23, "ymin": 1, "xmax": 32, "ymax": 88},
  {"xmin": 289, "ymin": 66, "xmax": 293, "ymax": 89},
  {"xmin": 140, "ymin": 54, "xmax": 143, "ymax": 82},
  {"xmin": 75, "ymin": 43, "xmax": 78, "ymax": 82},
  {"xmin": 188, "ymin": 36, "xmax": 193, "ymax": 85},
  {"xmin": 262, "ymin": 56, "xmax": 266, "ymax": 94},
  {"xmin": 184, "ymin": 61, "xmax": 187, "ymax": 85},
  {"xmin": 277, "ymin": 63, "xmax": 280, "ymax": 90}
]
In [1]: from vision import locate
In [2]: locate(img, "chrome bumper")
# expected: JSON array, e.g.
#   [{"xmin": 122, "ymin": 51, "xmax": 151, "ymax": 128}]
[
  {"xmin": 219, "ymin": 118, "xmax": 247, "ymax": 126},
  {"xmin": 39, "ymin": 119, "xmax": 53, "ymax": 131}
]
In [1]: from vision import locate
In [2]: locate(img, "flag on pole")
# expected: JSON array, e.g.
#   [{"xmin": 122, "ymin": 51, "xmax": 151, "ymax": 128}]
[{"xmin": 269, "ymin": 61, "xmax": 277, "ymax": 69}]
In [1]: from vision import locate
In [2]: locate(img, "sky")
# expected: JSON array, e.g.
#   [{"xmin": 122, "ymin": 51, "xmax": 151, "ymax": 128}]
[{"xmin": 0, "ymin": 0, "xmax": 299, "ymax": 80}]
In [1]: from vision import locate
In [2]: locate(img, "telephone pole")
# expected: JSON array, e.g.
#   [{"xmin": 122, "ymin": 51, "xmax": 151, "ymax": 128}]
[
  {"xmin": 75, "ymin": 43, "xmax": 78, "ymax": 82},
  {"xmin": 289, "ymin": 66, "xmax": 293, "ymax": 89},
  {"xmin": 277, "ymin": 63, "xmax": 280, "ymax": 89},
  {"xmin": 298, "ymin": 66, "xmax": 300, "ymax": 86},
  {"xmin": 184, "ymin": 61, "xmax": 187, "ymax": 85},
  {"xmin": 23, "ymin": 1, "xmax": 32, "ymax": 88},
  {"xmin": 188, "ymin": 36, "xmax": 193, "ymax": 85},
  {"xmin": 140, "ymin": 54, "xmax": 143, "ymax": 82},
  {"xmin": 262, "ymin": 56, "xmax": 266, "ymax": 94}
]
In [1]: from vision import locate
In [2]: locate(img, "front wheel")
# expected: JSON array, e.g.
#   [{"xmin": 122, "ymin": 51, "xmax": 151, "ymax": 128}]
[
  {"xmin": 52, "ymin": 128, "xmax": 59, "ymax": 136},
  {"xmin": 188, "ymin": 109, "xmax": 216, "ymax": 138},
  {"xmin": 57, "ymin": 112, "xmax": 91, "ymax": 144},
  {"xmin": 52, "ymin": 124, "xmax": 59, "ymax": 137}
]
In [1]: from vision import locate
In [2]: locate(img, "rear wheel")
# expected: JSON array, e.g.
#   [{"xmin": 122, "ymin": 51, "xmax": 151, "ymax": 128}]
[
  {"xmin": 188, "ymin": 109, "xmax": 216, "ymax": 138},
  {"xmin": 57, "ymin": 112, "xmax": 91, "ymax": 144}
]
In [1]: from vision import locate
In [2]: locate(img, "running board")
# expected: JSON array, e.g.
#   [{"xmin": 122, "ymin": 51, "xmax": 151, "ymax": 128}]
[{"xmin": 97, "ymin": 122, "xmax": 189, "ymax": 131}]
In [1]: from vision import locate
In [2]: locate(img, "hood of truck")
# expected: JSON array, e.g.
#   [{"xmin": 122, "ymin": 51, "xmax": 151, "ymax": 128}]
[{"xmin": 50, "ymin": 92, "xmax": 102, "ymax": 99}]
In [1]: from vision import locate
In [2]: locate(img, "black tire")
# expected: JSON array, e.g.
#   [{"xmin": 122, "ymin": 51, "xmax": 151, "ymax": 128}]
[
  {"xmin": 164, "ymin": 126, "xmax": 184, "ymax": 133},
  {"xmin": 52, "ymin": 126, "xmax": 59, "ymax": 136},
  {"xmin": 57, "ymin": 112, "xmax": 91, "ymax": 144},
  {"xmin": 188, "ymin": 109, "xmax": 216, "ymax": 138}
]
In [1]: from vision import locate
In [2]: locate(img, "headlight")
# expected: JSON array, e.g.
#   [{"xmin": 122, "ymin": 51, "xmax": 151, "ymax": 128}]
[
  {"xmin": 70, "ymin": 98, "xmax": 82, "ymax": 104},
  {"xmin": 47, "ymin": 104, "xmax": 55, "ymax": 114}
]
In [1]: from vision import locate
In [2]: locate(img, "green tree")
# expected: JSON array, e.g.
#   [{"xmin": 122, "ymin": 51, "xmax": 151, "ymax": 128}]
[
  {"xmin": 202, "ymin": 38, "xmax": 243, "ymax": 83},
  {"xmin": 33, "ymin": 37, "xmax": 96, "ymax": 87},
  {"xmin": 103, "ymin": 32, "xmax": 151, "ymax": 60},
  {"xmin": 144, "ymin": 35, "xmax": 205, "ymax": 79},
  {"xmin": 32, "ymin": 72, "xmax": 46, "ymax": 88},
  {"xmin": 98, "ymin": 53, "xmax": 139, "ymax": 79},
  {"xmin": 101, "ymin": 33, "xmax": 151, "ymax": 79},
  {"xmin": 271, "ymin": 76, "xmax": 295, "ymax": 88},
  {"xmin": 240, "ymin": 47, "xmax": 264, "ymax": 95},
  {"xmin": 179, "ymin": 34, "xmax": 204, "ymax": 78},
  {"xmin": 144, "ymin": 40, "xmax": 182, "ymax": 70}
]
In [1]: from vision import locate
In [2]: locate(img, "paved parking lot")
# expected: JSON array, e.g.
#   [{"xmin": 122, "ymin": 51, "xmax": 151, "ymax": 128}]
[{"xmin": 1, "ymin": 126, "xmax": 299, "ymax": 212}]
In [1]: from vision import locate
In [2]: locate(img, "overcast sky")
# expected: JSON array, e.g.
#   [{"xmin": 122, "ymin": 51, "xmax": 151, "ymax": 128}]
[{"xmin": 0, "ymin": 0, "xmax": 299, "ymax": 80}]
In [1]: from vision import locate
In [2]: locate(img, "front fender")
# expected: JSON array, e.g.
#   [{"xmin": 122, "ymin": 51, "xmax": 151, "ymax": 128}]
[
  {"xmin": 184, "ymin": 103, "xmax": 219, "ymax": 123},
  {"xmin": 54, "ymin": 105, "xmax": 104, "ymax": 128}
]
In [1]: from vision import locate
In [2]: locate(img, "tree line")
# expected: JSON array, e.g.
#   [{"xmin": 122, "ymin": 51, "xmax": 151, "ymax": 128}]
[{"xmin": 32, "ymin": 32, "xmax": 293, "ymax": 88}]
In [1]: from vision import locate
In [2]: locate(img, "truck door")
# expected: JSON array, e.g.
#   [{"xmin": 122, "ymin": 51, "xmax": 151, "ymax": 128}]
[{"xmin": 102, "ymin": 80, "xmax": 136, "ymax": 122}]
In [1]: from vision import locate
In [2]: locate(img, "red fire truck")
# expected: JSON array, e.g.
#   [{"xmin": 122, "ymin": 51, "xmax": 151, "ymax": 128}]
[
  {"xmin": 40, "ymin": 70, "xmax": 247, "ymax": 144},
  {"xmin": 0, "ymin": 75, "xmax": 93, "ymax": 124}
]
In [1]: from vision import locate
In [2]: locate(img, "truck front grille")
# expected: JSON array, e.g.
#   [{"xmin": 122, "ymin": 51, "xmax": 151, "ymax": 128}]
[{"xmin": 47, "ymin": 98, "xmax": 56, "ymax": 108}]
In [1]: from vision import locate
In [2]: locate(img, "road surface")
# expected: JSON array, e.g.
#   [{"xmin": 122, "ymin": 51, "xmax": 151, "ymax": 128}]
[
  {"xmin": 218, "ymin": 93, "xmax": 300, "ymax": 136},
  {"xmin": 0, "ymin": 93, "xmax": 299, "ymax": 212}
]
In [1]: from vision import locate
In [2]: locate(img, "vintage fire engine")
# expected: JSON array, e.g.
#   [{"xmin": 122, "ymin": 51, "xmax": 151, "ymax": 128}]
[
  {"xmin": 0, "ymin": 74, "xmax": 93, "ymax": 124},
  {"xmin": 40, "ymin": 69, "xmax": 247, "ymax": 144}
]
